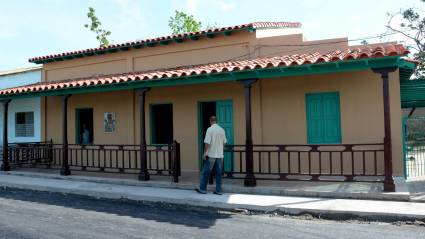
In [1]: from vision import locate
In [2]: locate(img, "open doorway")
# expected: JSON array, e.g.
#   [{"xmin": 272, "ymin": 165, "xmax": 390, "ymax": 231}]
[
  {"xmin": 198, "ymin": 102, "xmax": 216, "ymax": 170},
  {"xmin": 198, "ymin": 100, "xmax": 234, "ymax": 172},
  {"xmin": 150, "ymin": 104, "xmax": 173, "ymax": 145},
  {"xmin": 76, "ymin": 108, "xmax": 94, "ymax": 144}
]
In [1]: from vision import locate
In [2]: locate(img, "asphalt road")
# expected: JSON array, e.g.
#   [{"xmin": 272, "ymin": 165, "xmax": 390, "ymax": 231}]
[{"xmin": 0, "ymin": 188, "xmax": 424, "ymax": 239}]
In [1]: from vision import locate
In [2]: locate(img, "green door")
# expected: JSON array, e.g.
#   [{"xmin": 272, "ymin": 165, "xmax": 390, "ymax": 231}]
[
  {"xmin": 306, "ymin": 92, "xmax": 341, "ymax": 144},
  {"xmin": 216, "ymin": 100, "xmax": 234, "ymax": 172}
]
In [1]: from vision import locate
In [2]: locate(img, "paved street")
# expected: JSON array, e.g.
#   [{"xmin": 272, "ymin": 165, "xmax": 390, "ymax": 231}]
[{"xmin": 0, "ymin": 189, "xmax": 423, "ymax": 239}]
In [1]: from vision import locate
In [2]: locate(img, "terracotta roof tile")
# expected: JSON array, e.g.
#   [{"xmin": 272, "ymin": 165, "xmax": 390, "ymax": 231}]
[
  {"xmin": 29, "ymin": 21, "xmax": 301, "ymax": 64},
  {"xmin": 2, "ymin": 44, "xmax": 408, "ymax": 96}
]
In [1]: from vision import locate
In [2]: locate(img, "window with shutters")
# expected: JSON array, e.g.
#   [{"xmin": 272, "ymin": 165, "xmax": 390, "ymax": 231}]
[
  {"xmin": 15, "ymin": 112, "xmax": 34, "ymax": 137},
  {"xmin": 305, "ymin": 92, "xmax": 341, "ymax": 144}
]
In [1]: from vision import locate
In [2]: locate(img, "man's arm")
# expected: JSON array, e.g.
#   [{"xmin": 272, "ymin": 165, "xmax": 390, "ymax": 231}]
[
  {"xmin": 203, "ymin": 143, "xmax": 210, "ymax": 160},
  {"xmin": 203, "ymin": 129, "xmax": 211, "ymax": 160}
]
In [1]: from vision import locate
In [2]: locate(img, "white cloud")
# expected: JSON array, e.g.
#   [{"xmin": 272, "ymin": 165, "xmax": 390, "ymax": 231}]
[
  {"xmin": 215, "ymin": 0, "xmax": 235, "ymax": 12},
  {"xmin": 185, "ymin": 0, "xmax": 200, "ymax": 14},
  {"xmin": 0, "ymin": 11, "xmax": 18, "ymax": 39},
  {"xmin": 108, "ymin": 0, "xmax": 147, "ymax": 42}
]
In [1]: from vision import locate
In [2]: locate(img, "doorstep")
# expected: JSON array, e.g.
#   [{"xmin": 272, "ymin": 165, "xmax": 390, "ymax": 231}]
[{"xmin": 2, "ymin": 170, "xmax": 410, "ymax": 201}]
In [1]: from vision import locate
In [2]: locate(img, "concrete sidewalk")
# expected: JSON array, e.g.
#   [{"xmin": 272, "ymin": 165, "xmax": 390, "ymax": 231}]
[{"xmin": 0, "ymin": 172, "xmax": 424, "ymax": 221}]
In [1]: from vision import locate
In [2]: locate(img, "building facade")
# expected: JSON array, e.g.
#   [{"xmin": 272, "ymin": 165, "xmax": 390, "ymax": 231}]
[{"xmin": 0, "ymin": 22, "xmax": 416, "ymax": 191}]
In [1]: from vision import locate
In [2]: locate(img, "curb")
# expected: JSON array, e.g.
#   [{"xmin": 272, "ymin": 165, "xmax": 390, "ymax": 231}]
[
  {"xmin": 3, "ymin": 171, "xmax": 411, "ymax": 202},
  {"xmin": 0, "ymin": 180, "xmax": 423, "ymax": 222}
]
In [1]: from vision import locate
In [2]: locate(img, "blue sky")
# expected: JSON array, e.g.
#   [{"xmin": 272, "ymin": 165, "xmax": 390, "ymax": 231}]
[{"xmin": 0, "ymin": 0, "xmax": 421, "ymax": 71}]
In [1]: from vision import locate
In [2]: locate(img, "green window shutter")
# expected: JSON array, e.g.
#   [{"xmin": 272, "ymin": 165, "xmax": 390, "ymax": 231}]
[{"xmin": 306, "ymin": 92, "xmax": 341, "ymax": 144}]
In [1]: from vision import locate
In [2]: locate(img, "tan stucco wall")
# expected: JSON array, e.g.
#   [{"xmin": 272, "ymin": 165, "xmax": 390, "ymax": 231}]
[
  {"xmin": 259, "ymin": 70, "xmax": 403, "ymax": 176},
  {"xmin": 42, "ymin": 32, "xmax": 254, "ymax": 82},
  {"xmin": 43, "ymin": 70, "xmax": 403, "ymax": 176},
  {"xmin": 41, "ymin": 30, "xmax": 350, "ymax": 83}
]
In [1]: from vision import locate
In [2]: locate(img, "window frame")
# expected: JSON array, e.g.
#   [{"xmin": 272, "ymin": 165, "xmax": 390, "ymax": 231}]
[
  {"xmin": 15, "ymin": 111, "xmax": 35, "ymax": 138},
  {"xmin": 75, "ymin": 108, "xmax": 94, "ymax": 145},
  {"xmin": 305, "ymin": 92, "xmax": 342, "ymax": 144}
]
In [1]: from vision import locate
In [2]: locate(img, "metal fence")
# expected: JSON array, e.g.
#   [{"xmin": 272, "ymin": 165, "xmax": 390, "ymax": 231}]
[{"xmin": 404, "ymin": 116, "xmax": 425, "ymax": 179}]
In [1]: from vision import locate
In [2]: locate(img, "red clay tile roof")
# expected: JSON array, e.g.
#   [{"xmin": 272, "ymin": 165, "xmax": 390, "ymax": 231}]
[
  {"xmin": 3, "ymin": 44, "xmax": 408, "ymax": 96},
  {"xmin": 29, "ymin": 22, "xmax": 301, "ymax": 64}
]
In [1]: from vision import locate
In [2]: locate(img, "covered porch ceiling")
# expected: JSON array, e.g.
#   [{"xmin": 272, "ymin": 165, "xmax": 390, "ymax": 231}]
[{"xmin": 0, "ymin": 44, "xmax": 415, "ymax": 100}]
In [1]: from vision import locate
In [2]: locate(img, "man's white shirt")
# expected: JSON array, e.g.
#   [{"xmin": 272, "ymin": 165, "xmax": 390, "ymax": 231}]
[{"xmin": 204, "ymin": 123, "xmax": 227, "ymax": 158}]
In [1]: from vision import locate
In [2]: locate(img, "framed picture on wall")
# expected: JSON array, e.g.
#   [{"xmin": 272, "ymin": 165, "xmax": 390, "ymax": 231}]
[{"xmin": 104, "ymin": 112, "xmax": 116, "ymax": 133}]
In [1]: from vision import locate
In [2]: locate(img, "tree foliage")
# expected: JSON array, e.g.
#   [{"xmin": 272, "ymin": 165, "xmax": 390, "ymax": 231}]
[
  {"xmin": 168, "ymin": 10, "xmax": 202, "ymax": 34},
  {"xmin": 387, "ymin": 0, "xmax": 425, "ymax": 78},
  {"xmin": 84, "ymin": 7, "xmax": 111, "ymax": 47}
]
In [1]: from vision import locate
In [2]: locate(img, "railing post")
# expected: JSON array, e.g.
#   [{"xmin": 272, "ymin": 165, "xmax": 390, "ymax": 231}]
[
  {"xmin": 172, "ymin": 140, "xmax": 179, "ymax": 183},
  {"xmin": 60, "ymin": 95, "xmax": 71, "ymax": 176},
  {"xmin": 47, "ymin": 139, "xmax": 53, "ymax": 168},
  {"xmin": 136, "ymin": 88, "xmax": 150, "ymax": 181},
  {"xmin": 1, "ymin": 99, "xmax": 11, "ymax": 171},
  {"xmin": 372, "ymin": 67, "xmax": 398, "ymax": 192},
  {"xmin": 239, "ymin": 79, "xmax": 258, "ymax": 187},
  {"xmin": 176, "ymin": 142, "xmax": 181, "ymax": 176}
]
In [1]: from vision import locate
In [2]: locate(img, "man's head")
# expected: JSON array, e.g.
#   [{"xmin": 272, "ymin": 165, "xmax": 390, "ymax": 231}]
[{"xmin": 209, "ymin": 116, "xmax": 217, "ymax": 125}]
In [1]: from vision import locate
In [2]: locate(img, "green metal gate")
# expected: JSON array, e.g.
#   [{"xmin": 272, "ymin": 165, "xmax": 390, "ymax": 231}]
[{"xmin": 403, "ymin": 116, "xmax": 425, "ymax": 179}]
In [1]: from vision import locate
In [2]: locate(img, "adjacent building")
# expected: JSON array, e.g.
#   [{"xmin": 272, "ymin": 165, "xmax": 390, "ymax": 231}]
[{"xmin": 0, "ymin": 67, "xmax": 42, "ymax": 145}]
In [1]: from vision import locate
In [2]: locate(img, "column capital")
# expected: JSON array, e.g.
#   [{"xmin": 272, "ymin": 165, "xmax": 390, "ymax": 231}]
[
  {"xmin": 238, "ymin": 78, "xmax": 258, "ymax": 88},
  {"xmin": 372, "ymin": 67, "xmax": 398, "ymax": 77},
  {"xmin": 61, "ymin": 94, "xmax": 72, "ymax": 100},
  {"xmin": 135, "ymin": 88, "xmax": 151, "ymax": 95},
  {"xmin": 0, "ymin": 99, "xmax": 11, "ymax": 105}
]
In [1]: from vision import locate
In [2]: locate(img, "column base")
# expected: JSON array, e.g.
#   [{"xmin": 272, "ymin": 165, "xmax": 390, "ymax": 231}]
[
  {"xmin": 60, "ymin": 167, "xmax": 71, "ymax": 176},
  {"xmin": 383, "ymin": 180, "xmax": 395, "ymax": 192},
  {"xmin": 244, "ymin": 175, "xmax": 256, "ymax": 187},
  {"xmin": 138, "ymin": 171, "xmax": 150, "ymax": 181},
  {"xmin": 0, "ymin": 163, "xmax": 10, "ymax": 171}
]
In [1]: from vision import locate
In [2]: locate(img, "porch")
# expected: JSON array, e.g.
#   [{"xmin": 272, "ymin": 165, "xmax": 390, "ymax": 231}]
[
  {"xmin": 0, "ymin": 45, "xmax": 415, "ymax": 193},
  {"xmin": 1, "ymin": 137, "xmax": 394, "ymax": 193}
]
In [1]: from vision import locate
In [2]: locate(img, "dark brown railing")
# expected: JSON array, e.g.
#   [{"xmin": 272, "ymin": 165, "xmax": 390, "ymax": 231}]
[
  {"xmin": 224, "ymin": 143, "xmax": 385, "ymax": 182},
  {"xmin": 5, "ymin": 141, "xmax": 181, "ymax": 182},
  {"xmin": 7, "ymin": 141, "xmax": 53, "ymax": 166}
]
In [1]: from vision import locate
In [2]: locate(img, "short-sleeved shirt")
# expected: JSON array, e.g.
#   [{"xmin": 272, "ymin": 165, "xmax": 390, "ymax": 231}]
[{"xmin": 204, "ymin": 123, "xmax": 227, "ymax": 158}]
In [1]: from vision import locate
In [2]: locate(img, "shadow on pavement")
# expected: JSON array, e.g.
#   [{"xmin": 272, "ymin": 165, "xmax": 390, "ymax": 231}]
[{"xmin": 0, "ymin": 187, "xmax": 231, "ymax": 229}]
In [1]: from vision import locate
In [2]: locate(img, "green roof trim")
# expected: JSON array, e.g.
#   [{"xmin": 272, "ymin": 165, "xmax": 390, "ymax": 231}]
[
  {"xmin": 0, "ymin": 56, "xmax": 409, "ymax": 100},
  {"xmin": 401, "ymin": 79, "xmax": 425, "ymax": 108},
  {"xmin": 399, "ymin": 60, "xmax": 423, "ymax": 108}
]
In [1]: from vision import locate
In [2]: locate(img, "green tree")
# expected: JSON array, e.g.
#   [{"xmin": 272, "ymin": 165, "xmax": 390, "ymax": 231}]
[
  {"xmin": 84, "ymin": 7, "xmax": 111, "ymax": 47},
  {"xmin": 168, "ymin": 10, "xmax": 202, "ymax": 34},
  {"xmin": 387, "ymin": 0, "xmax": 425, "ymax": 78}
]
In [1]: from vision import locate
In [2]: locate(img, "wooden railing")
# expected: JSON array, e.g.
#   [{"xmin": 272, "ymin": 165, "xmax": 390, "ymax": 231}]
[
  {"xmin": 5, "ymin": 141, "xmax": 181, "ymax": 182},
  {"xmin": 7, "ymin": 141, "xmax": 53, "ymax": 166},
  {"xmin": 224, "ymin": 143, "xmax": 385, "ymax": 182}
]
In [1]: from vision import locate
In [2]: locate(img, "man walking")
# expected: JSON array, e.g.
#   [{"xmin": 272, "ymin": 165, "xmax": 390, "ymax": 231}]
[{"xmin": 196, "ymin": 116, "xmax": 227, "ymax": 195}]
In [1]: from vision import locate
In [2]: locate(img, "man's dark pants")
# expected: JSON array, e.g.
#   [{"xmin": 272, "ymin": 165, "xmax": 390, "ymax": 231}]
[{"xmin": 199, "ymin": 157, "xmax": 222, "ymax": 193}]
